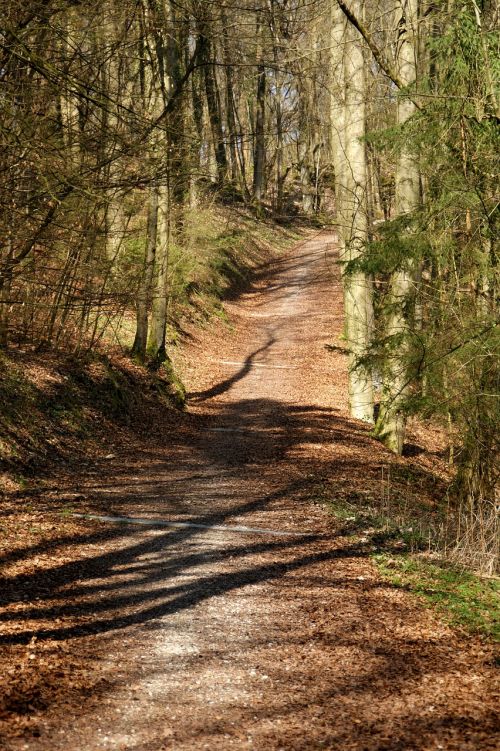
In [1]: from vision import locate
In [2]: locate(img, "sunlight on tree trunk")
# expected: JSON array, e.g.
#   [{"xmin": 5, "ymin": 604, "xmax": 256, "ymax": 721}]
[
  {"xmin": 333, "ymin": 0, "xmax": 374, "ymax": 423},
  {"xmin": 375, "ymin": 0, "xmax": 420, "ymax": 453}
]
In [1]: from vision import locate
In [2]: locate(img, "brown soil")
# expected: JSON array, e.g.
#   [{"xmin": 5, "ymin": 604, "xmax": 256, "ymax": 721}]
[{"xmin": 0, "ymin": 231, "xmax": 497, "ymax": 750}]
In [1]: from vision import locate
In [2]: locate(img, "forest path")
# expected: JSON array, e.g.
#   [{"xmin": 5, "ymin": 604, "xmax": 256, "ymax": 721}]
[{"xmin": 7, "ymin": 232, "xmax": 497, "ymax": 750}]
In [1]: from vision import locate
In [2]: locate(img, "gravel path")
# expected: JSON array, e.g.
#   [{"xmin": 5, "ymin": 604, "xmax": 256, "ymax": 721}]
[{"xmin": 3, "ymin": 232, "xmax": 497, "ymax": 750}]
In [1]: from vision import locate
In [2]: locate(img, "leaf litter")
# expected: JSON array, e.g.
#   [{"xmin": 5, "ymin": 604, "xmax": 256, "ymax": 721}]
[{"xmin": 0, "ymin": 231, "xmax": 498, "ymax": 750}]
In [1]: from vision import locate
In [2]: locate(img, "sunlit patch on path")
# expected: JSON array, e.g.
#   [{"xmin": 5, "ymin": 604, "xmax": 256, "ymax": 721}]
[
  {"xmin": 2, "ymin": 231, "xmax": 496, "ymax": 751},
  {"xmin": 71, "ymin": 512, "xmax": 310, "ymax": 537}
]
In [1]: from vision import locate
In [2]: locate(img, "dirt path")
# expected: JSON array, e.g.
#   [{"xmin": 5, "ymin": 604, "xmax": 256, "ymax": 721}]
[{"xmin": 2, "ymin": 232, "xmax": 497, "ymax": 750}]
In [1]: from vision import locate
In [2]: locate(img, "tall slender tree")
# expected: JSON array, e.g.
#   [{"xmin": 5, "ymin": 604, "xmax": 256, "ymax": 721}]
[
  {"xmin": 374, "ymin": 0, "xmax": 421, "ymax": 453},
  {"xmin": 331, "ymin": 0, "xmax": 374, "ymax": 422}
]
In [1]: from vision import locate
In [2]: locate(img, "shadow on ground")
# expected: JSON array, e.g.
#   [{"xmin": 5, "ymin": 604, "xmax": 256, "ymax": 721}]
[{"xmin": 0, "ymin": 392, "xmax": 449, "ymax": 649}]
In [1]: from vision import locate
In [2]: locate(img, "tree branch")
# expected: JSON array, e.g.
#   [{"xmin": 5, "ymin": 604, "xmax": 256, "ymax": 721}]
[{"xmin": 335, "ymin": 0, "xmax": 421, "ymax": 111}]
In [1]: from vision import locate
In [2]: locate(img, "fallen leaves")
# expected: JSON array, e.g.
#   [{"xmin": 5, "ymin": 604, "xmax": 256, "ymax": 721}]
[{"xmin": 0, "ymin": 234, "xmax": 497, "ymax": 750}]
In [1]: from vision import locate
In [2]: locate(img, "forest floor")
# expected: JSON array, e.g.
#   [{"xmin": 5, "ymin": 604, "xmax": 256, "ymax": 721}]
[{"xmin": 0, "ymin": 231, "xmax": 498, "ymax": 750}]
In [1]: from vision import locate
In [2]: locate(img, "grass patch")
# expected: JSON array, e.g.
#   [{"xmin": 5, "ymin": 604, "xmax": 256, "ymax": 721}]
[
  {"xmin": 374, "ymin": 553, "xmax": 500, "ymax": 640},
  {"xmin": 321, "ymin": 486, "xmax": 499, "ymax": 640},
  {"xmin": 322, "ymin": 489, "xmax": 426, "ymax": 550}
]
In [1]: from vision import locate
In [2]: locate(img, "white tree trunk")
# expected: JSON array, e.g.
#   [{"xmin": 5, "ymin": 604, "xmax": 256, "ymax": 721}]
[
  {"xmin": 333, "ymin": 0, "xmax": 374, "ymax": 423},
  {"xmin": 376, "ymin": 0, "xmax": 420, "ymax": 453},
  {"xmin": 138, "ymin": 0, "xmax": 175, "ymax": 365},
  {"xmin": 148, "ymin": 184, "xmax": 170, "ymax": 362}
]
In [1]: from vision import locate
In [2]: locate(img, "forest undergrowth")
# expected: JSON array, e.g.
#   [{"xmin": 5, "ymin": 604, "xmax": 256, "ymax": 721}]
[
  {"xmin": 316, "ymin": 452, "xmax": 499, "ymax": 638},
  {"xmin": 1, "ymin": 1, "xmax": 498, "ymax": 745}
]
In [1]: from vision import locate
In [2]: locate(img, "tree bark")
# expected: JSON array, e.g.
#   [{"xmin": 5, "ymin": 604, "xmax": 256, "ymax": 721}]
[
  {"xmin": 253, "ymin": 13, "xmax": 266, "ymax": 205},
  {"xmin": 198, "ymin": 23, "xmax": 228, "ymax": 188},
  {"xmin": 375, "ymin": 0, "xmax": 420, "ymax": 453},
  {"xmin": 132, "ymin": 187, "xmax": 158, "ymax": 360},
  {"xmin": 147, "ymin": 183, "xmax": 170, "ymax": 365},
  {"xmin": 133, "ymin": 0, "xmax": 176, "ymax": 366},
  {"xmin": 335, "ymin": 0, "xmax": 374, "ymax": 423}
]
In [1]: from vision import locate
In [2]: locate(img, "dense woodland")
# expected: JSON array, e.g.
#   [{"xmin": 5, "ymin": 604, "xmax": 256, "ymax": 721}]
[{"xmin": 1, "ymin": 1, "xmax": 498, "ymax": 571}]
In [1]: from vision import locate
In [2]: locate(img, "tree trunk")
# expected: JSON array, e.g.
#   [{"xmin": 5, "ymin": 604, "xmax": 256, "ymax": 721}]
[
  {"xmin": 335, "ymin": 0, "xmax": 374, "ymax": 423},
  {"xmin": 375, "ymin": 0, "xmax": 420, "ymax": 453},
  {"xmin": 298, "ymin": 76, "xmax": 314, "ymax": 215},
  {"xmin": 330, "ymin": 4, "xmax": 347, "ymax": 254},
  {"xmin": 132, "ymin": 0, "xmax": 176, "ymax": 366},
  {"xmin": 221, "ymin": 9, "xmax": 239, "ymax": 187},
  {"xmin": 253, "ymin": 14, "xmax": 266, "ymax": 205},
  {"xmin": 147, "ymin": 183, "xmax": 170, "ymax": 365},
  {"xmin": 0, "ymin": 248, "xmax": 13, "ymax": 348},
  {"xmin": 189, "ymin": 64, "xmax": 204, "ymax": 207},
  {"xmin": 199, "ymin": 26, "xmax": 227, "ymax": 188},
  {"xmin": 145, "ymin": 0, "xmax": 181, "ymax": 367},
  {"xmin": 298, "ymin": 12, "xmax": 322, "ymax": 217},
  {"xmin": 101, "ymin": 4, "xmax": 128, "ymax": 263},
  {"xmin": 132, "ymin": 187, "xmax": 158, "ymax": 360}
]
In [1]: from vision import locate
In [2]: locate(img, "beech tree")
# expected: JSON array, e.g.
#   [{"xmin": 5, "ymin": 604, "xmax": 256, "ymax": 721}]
[
  {"xmin": 373, "ymin": 0, "xmax": 421, "ymax": 453},
  {"xmin": 330, "ymin": 1, "xmax": 374, "ymax": 422},
  {"xmin": 333, "ymin": 0, "xmax": 498, "ymax": 564}
]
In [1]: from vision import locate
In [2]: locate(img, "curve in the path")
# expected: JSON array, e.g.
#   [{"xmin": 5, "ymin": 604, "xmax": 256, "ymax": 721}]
[{"xmin": 8, "ymin": 232, "xmax": 496, "ymax": 751}]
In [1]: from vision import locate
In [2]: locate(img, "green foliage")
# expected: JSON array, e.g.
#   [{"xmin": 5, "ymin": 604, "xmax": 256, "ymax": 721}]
[
  {"xmin": 326, "ymin": 494, "xmax": 430, "ymax": 552},
  {"xmin": 360, "ymin": 2, "xmax": 499, "ymax": 523},
  {"xmin": 166, "ymin": 239, "xmax": 200, "ymax": 316},
  {"xmin": 374, "ymin": 554, "xmax": 500, "ymax": 639},
  {"xmin": 321, "ymin": 483, "xmax": 499, "ymax": 635},
  {"xmin": 346, "ymin": 214, "xmax": 430, "ymax": 277},
  {"xmin": 207, "ymin": 244, "xmax": 249, "ymax": 297}
]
